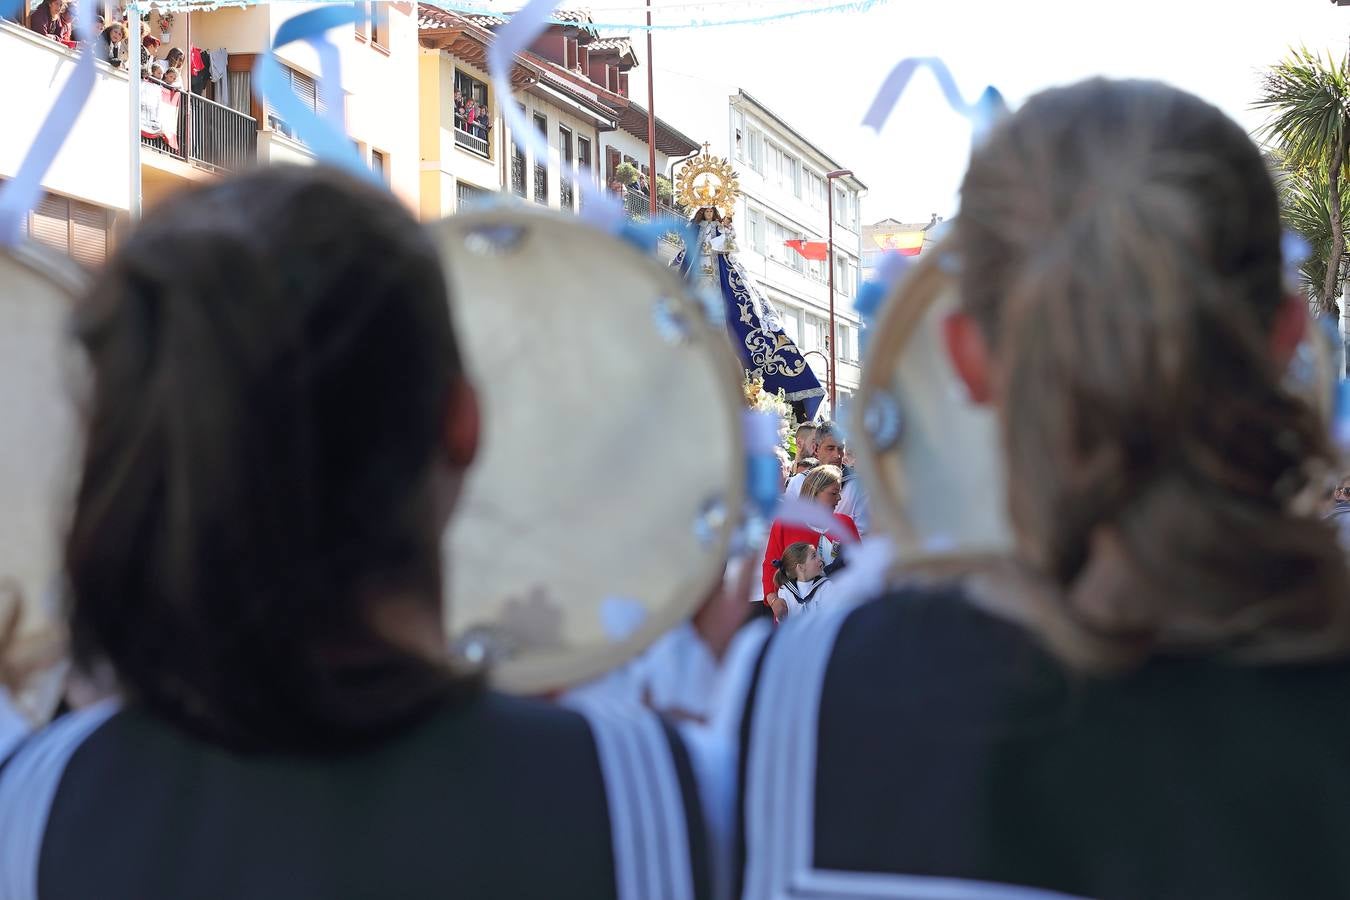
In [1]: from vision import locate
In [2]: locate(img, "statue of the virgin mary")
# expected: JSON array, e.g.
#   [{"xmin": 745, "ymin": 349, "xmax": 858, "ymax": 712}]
[{"xmin": 671, "ymin": 152, "xmax": 825, "ymax": 422}]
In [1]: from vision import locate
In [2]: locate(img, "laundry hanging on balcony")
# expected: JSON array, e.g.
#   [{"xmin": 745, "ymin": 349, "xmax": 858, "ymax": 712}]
[{"xmin": 139, "ymin": 82, "xmax": 181, "ymax": 152}]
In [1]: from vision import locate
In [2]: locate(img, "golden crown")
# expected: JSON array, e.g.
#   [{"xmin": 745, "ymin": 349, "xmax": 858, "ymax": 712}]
[{"xmin": 675, "ymin": 144, "xmax": 741, "ymax": 216}]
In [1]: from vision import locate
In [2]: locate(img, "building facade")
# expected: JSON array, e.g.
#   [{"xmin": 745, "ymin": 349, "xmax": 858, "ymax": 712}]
[
  {"xmin": 416, "ymin": 8, "xmax": 697, "ymax": 221},
  {"xmin": 3, "ymin": 0, "xmax": 423, "ymax": 263},
  {"xmin": 720, "ymin": 90, "xmax": 866, "ymax": 414}
]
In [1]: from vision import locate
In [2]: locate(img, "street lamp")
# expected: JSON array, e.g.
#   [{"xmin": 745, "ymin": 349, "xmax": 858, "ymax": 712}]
[{"xmin": 824, "ymin": 168, "xmax": 853, "ymax": 412}]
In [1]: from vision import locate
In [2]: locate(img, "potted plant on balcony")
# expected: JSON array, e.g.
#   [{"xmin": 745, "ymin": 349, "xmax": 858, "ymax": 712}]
[
  {"xmin": 156, "ymin": 11, "xmax": 174, "ymax": 40},
  {"xmin": 656, "ymin": 174, "xmax": 677, "ymax": 209},
  {"xmin": 614, "ymin": 161, "xmax": 639, "ymax": 187}
]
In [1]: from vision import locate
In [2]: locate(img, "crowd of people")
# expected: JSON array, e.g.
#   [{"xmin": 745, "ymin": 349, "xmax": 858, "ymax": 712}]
[
  {"xmin": 22, "ymin": 1, "xmax": 205, "ymax": 93},
  {"xmin": 453, "ymin": 90, "xmax": 490, "ymax": 141},
  {"xmin": 6, "ymin": 75, "xmax": 1350, "ymax": 899}
]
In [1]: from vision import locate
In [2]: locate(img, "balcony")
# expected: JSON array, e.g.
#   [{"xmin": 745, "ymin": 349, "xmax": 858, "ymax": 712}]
[
  {"xmin": 623, "ymin": 190, "xmax": 684, "ymax": 223},
  {"xmin": 141, "ymin": 88, "xmax": 257, "ymax": 174},
  {"xmin": 454, "ymin": 125, "xmax": 489, "ymax": 159},
  {"xmin": 533, "ymin": 164, "xmax": 547, "ymax": 205},
  {"xmin": 510, "ymin": 153, "xmax": 526, "ymax": 197}
]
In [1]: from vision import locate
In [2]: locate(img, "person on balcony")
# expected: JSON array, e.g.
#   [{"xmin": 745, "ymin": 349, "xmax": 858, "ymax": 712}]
[
  {"xmin": 162, "ymin": 67, "xmax": 181, "ymax": 90},
  {"xmin": 28, "ymin": 0, "xmax": 65, "ymax": 40},
  {"xmin": 98, "ymin": 21, "xmax": 127, "ymax": 67},
  {"xmin": 140, "ymin": 33, "xmax": 160, "ymax": 67}
]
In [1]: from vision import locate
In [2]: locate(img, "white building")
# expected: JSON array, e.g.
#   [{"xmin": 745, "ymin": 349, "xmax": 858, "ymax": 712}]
[
  {"xmin": 715, "ymin": 90, "xmax": 865, "ymax": 415},
  {"xmin": 2, "ymin": 0, "xmax": 425, "ymax": 264}
]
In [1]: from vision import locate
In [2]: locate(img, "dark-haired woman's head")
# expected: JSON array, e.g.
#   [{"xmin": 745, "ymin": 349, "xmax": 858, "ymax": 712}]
[
  {"xmin": 67, "ymin": 165, "xmax": 481, "ymax": 750},
  {"xmin": 945, "ymin": 78, "xmax": 1350, "ymax": 666}
]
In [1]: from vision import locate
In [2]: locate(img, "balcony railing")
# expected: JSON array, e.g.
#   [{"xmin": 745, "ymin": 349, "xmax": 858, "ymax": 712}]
[
  {"xmin": 141, "ymin": 88, "xmax": 257, "ymax": 174},
  {"xmin": 623, "ymin": 190, "xmax": 683, "ymax": 222},
  {"xmin": 454, "ymin": 125, "xmax": 489, "ymax": 158},
  {"xmin": 510, "ymin": 153, "xmax": 526, "ymax": 197},
  {"xmin": 533, "ymin": 164, "xmax": 548, "ymax": 205}
]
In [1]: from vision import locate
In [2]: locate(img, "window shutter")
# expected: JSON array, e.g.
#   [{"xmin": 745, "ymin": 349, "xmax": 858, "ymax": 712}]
[
  {"xmin": 69, "ymin": 200, "xmax": 109, "ymax": 267},
  {"xmin": 29, "ymin": 195, "xmax": 70, "ymax": 256}
]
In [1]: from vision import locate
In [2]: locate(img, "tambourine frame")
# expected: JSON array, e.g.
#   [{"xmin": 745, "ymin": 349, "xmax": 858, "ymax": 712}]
[
  {"xmin": 428, "ymin": 207, "xmax": 748, "ymax": 695},
  {"xmin": 0, "ymin": 238, "xmax": 88, "ymax": 724}
]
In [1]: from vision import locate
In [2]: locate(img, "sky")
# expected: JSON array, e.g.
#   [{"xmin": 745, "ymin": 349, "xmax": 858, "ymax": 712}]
[{"xmin": 591, "ymin": 0, "xmax": 1350, "ymax": 226}]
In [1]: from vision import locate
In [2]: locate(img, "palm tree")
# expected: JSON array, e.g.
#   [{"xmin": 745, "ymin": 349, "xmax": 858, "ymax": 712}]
[
  {"xmin": 1274, "ymin": 163, "xmax": 1350, "ymax": 306},
  {"xmin": 1254, "ymin": 47, "xmax": 1350, "ymax": 316}
]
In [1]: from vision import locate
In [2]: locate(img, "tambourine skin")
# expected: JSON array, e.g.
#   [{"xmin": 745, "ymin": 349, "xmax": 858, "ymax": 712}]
[
  {"xmin": 851, "ymin": 247, "xmax": 1014, "ymax": 576},
  {"xmin": 0, "ymin": 240, "xmax": 88, "ymax": 724},
  {"xmin": 429, "ymin": 207, "xmax": 746, "ymax": 695}
]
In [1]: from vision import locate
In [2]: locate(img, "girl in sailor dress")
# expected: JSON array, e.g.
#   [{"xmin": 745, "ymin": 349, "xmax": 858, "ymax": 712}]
[{"xmin": 771, "ymin": 541, "xmax": 838, "ymax": 620}]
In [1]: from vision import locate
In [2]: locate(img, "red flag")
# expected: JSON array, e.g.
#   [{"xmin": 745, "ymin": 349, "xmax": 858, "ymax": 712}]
[{"xmin": 785, "ymin": 240, "xmax": 829, "ymax": 261}]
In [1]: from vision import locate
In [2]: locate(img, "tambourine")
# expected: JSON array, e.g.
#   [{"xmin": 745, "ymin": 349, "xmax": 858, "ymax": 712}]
[
  {"xmin": 851, "ymin": 246, "xmax": 1012, "ymax": 575},
  {"xmin": 429, "ymin": 208, "xmax": 746, "ymax": 694},
  {"xmin": 0, "ymin": 241, "xmax": 87, "ymax": 724},
  {"xmin": 852, "ymin": 240, "xmax": 1342, "ymax": 580}
]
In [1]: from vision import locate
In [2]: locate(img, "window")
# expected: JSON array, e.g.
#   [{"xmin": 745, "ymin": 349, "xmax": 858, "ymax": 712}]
[
  {"xmin": 804, "ymin": 171, "xmax": 823, "ymax": 209},
  {"xmin": 732, "ymin": 110, "xmax": 746, "ymax": 160},
  {"xmin": 767, "ymin": 219, "xmax": 789, "ymax": 264},
  {"xmin": 577, "ymin": 136, "xmax": 592, "ymax": 179},
  {"xmin": 836, "ymin": 323, "xmax": 855, "ymax": 363},
  {"xmin": 511, "ymin": 135, "xmax": 527, "ymax": 197},
  {"xmin": 371, "ymin": 2, "xmax": 389, "ymax": 48},
  {"xmin": 747, "ymin": 208, "xmax": 764, "ymax": 255},
  {"xmin": 355, "ymin": 1, "xmax": 389, "ymax": 48},
  {"xmin": 805, "ymin": 313, "xmax": 828, "ymax": 353},
  {"xmin": 453, "ymin": 70, "xmax": 491, "ymax": 158},
  {"xmin": 779, "ymin": 302, "xmax": 802, "ymax": 346},
  {"xmin": 267, "ymin": 65, "xmax": 326, "ymax": 140},
  {"xmin": 457, "ymin": 181, "xmax": 492, "ymax": 211},
  {"xmin": 833, "ymin": 253, "xmax": 854, "ymax": 297},
  {"xmin": 24, "ymin": 193, "xmax": 113, "ymax": 266},
  {"xmin": 370, "ymin": 148, "xmax": 389, "ymax": 184},
  {"xmin": 533, "ymin": 113, "xmax": 548, "ymax": 204},
  {"xmin": 747, "ymin": 128, "xmax": 763, "ymax": 174},
  {"xmin": 559, "ymin": 126, "xmax": 574, "ymax": 211}
]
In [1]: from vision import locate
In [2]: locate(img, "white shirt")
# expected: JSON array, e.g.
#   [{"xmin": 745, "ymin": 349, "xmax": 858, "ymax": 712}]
[
  {"xmin": 836, "ymin": 475, "xmax": 870, "ymax": 535},
  {"xmin": 776, "ymin": 577, "xmax": 839, "ymax": 618},
  {"xmin": 784, "ymin": 472, "xmax": 805, "ymax": 498}
]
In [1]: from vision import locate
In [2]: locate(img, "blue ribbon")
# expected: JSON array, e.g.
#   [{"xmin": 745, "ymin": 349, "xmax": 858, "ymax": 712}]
[
  {"xmin": 0, "ymin": 0, "xmax": 97, "ymax": 246},
  {"xmin": 254, "ymin": 5, "xmax": 370, "ymax": 179},
  {"xmin": 862, "ymin": 57, "xmax": 1007, "ymax": 145}
]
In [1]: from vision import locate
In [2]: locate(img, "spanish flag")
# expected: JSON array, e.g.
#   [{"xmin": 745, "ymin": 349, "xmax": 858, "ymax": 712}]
[
  {"xmin": 785, "ymin": 239, "xmax": 829, "ymax": 261},
  {"xmin": 872, "ymin": 231, "xmax": 926, "ymax": 256}
]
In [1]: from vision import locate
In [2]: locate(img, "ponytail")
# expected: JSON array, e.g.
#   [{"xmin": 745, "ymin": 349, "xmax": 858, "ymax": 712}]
[
  {"xmin": 774, "ymin": 543, "xmax": 814, "ymax": 593},
  {"xmin": 955, "ymin": 78, "xmax": 1350, "ymax": 669}
]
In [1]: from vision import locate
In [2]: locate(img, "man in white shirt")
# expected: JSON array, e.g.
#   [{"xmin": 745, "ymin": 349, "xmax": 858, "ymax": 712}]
[
  {"xmin": 785, "ymin": 423, "xmax": 870, "ymax": 534},
  {"xmin": 786, "ymin": 422, "xmax": 843, "ymax": 498}
]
